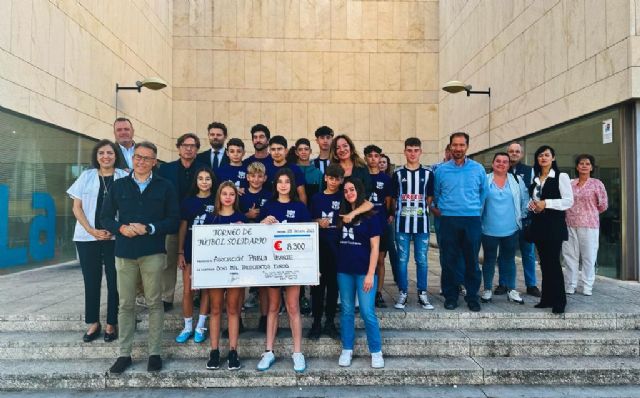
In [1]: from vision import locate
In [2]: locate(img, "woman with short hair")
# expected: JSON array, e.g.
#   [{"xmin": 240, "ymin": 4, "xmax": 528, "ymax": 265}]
[
  {"xmin": 562, "ymin": 154, "xmax": 608, "ymax": 296},
  {"xmin": 67, "ymin": 139, "xmax": 127, "ymax": 342}
]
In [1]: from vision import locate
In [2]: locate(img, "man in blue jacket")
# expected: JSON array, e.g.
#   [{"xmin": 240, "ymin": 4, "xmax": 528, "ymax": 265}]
[{"xmin": 101, "ymin": 141, "xmax": 179, "ymax": 374}]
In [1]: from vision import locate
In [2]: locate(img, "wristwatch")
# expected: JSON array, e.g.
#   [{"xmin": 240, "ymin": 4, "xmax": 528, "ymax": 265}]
[{"xmin": 145, "ymin": 224, "xmax": 152, "ymax": 234}]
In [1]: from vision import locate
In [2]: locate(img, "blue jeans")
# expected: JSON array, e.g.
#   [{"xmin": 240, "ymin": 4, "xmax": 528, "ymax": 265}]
[
  {"xmin": 439, "ymin": 216, "xmax": 482, "ymax": 303},
  {"xmin": 518, "ymin": 227, "xmax": 538, "ymax": 288},
  {"xmin": 386, "ymin": 222, "xmax": 399, "ymax": 286},
  {"xmin": 337, "ymin": 273, "xmax": 382, "ymax": 353},
  {"xmin": 395, "ymin": 232, "xmax": 429, "ymax": 292},
  {"xmin": 482, "ymin": 232, "xmax": 518, "ymax": 290}
]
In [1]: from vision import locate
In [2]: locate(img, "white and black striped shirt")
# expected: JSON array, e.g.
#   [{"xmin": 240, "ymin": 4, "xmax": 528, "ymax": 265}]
[
  {"xmin": 313, "ymin": 157, "xmax": 330, "ymax": 174},
  {"xmin": 392, "ymin": 165, "xmax": 434, "ymax": 234}
]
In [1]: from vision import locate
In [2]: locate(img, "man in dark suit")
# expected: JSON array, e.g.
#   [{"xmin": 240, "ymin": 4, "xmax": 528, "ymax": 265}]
[
  {"xmin": 196, "ymin": 121, "xmax": 229, "ymax": 171},
  {"xmin": 157, "ymin": 133, "xmax": 207, "ymax": 311},
  {"xmin": 113, "ymin": 117, "xmax": 136, "ymax": 171}
]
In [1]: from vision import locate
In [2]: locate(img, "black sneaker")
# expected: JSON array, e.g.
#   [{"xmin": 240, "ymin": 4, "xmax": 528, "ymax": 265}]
[
  {"xmin": 493, "ymin": 285, "xmax": 508, "ymax": 295},
  {"xmin": 109, "ymin": 356, "xmax": 132, "ymax": 374},
  {"xmin": 527, "ymin": 286, "xmax": 542, "ymax": 297},
  {"xmin": 163, "ymin": 301, "xmax": 174, "ymax": 312},
  {"xmin": 258, "ymin": 315, "xmax": 267, "ymax": 333},
  {"xmin": 444, "ymin": 300, "xmax": 458, "ymax": 310},
  {"xmin": 300, "ymin": 295, "xmax": 311, "ymax": 316},
  {"xmin": 307, "ymin": 322, "xmax": 322, "ymax": 340},
  {"xmin": 375, "ymin": 292, "xmax": 387, "ymax": 308},
  {"xmin": 147, "ymin": 355, "xmax": 162, "ymax": 372},
  {"xmin": 228, "ymin": 349, "xmax": 241, "ymax": 370},
  {"xmin": 323, "ymin": 322, "xmax": 340, "ymax": 340},
  {"xmin": 206, "ymin": 349, "xmax": 220, "ymax": 370},
  {"xmin": 467, "ymin": 301, "xmax": 481, "ymax": 312}
]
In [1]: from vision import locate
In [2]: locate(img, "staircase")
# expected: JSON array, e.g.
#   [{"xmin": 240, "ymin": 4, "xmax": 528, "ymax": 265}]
[
  {"xmin": 2, "ymin": 256, "xmax": 640, "ymax": 390},
  {"xmin": 2, "ymin": 306, "xmax": 640, "ymax": 389}
]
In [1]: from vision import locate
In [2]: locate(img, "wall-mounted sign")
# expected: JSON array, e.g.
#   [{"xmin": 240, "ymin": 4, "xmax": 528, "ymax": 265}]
[{"xmin": 602, "ymin": 119, "xmax": 613, "ymax": 144}]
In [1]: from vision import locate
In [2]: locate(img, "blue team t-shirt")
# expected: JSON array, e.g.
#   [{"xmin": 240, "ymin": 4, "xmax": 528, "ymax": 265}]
[
  {"xmin": 264, "ymin": 162, "xmax": 306, "ymax": 191},
  {"xmin": 180, "ymin": 195, "xmax": 215, "ymax": 263},
  {"xmin": 310, "ymin": 191, "xmax": 342, "ymax": 244},
  {"xmin": 205, "ymin": 211, "xmax": 247, "ymax": 225},
  {"xmin": 215, "ymin": 164, "xmax": 247, "ymax": 188},
  {"xmin": 260, "ymin": 199, "xmax": 311, "ymax": 223},
  {"xmin": 242, "ymin": 154, "xmax": 272, "ymax": 168},
  {"xmin": 369, "ymin": 172, "xmax": 392, "ymax": 229},
  {"xmin": 239, "ymin": 188, "xmax": 270, "ymax": 222},
  {"xmin": 336, "ymin": 215, "xmax": 382, "ymax": 275}
]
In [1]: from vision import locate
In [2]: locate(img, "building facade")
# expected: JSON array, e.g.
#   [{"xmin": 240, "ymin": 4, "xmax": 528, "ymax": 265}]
[{"xmin": 1, "ymin": 0, "xmax": 638, "ymax": 280}]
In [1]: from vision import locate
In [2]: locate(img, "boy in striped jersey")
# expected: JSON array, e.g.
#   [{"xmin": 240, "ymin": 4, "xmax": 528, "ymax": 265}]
[{"xmin": 390, "ymin": 138, "xmax": 435, "ymax": 310}]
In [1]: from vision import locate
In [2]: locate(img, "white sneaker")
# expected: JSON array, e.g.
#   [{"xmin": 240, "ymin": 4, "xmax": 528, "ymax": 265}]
[
  {"xmin": 480, "ymin": 289, "xmax": 492, "ymax": 303},
  {"xmin": 338, "ymin": 349, "xmax": 353, "ymax": 367},
  {"xmin": 566, "ymin": 287, "xmax": 576, "ymax": 295},
  {"xmin": 417, "ymin": 291, "xmax": 434, "ymax": 310},
  {"xmin": 507, "ymin": 289, "xmax": 524, "ymax": 304},
  {"xmin": 256, "ymin": 351, "xmax": 275, "ymax": 371},
  {"xmin": 371, "ymin": 351, "xmax": 384, "ymax": 368},
  {"xmin": 292, "ymin": 352, "xmax": 306, "ymax": 373},
  {"xmin": 394, "ymin": 292, "xmax": 408, "ymax": 309},
  {"xmin": 583, "ymin": 288, "xmax": 592, "ymax": 296}
]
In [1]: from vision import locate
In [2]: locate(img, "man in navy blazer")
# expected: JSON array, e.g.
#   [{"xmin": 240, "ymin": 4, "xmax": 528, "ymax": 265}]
[
  {"xmin": 196, "ymin": 121, "xmax": 230, "ymax": 171},
  {"xmin": 157, "ymin": 133, "xmax": 207, "ymax": 310}
]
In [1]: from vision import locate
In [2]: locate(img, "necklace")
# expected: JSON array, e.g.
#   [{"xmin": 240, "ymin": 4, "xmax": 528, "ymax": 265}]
[{"xmin": 100, "ymin": 173, "xmax": 114, "ymax": 197}]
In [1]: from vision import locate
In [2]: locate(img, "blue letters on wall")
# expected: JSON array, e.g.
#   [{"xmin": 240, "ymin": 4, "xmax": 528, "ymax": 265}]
[{"xmin": 0, "ymin": 184, "xmax": 56, "ymax": 268}]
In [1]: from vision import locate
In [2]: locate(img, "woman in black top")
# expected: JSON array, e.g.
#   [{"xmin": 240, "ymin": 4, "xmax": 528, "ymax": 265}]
[{"xmin": 528, "ymin": 145, "xmax": 574, "ymax": 313}]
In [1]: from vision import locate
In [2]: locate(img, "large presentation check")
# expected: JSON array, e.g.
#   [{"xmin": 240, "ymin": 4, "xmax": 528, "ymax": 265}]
[{"xmin": 191, "ymin": 222, "xmax": 319, "ymax": 289}]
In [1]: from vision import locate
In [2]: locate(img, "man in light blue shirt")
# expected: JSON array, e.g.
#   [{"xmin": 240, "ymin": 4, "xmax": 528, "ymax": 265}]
[{"xmin": 434, "ymin": 132, "xmax": 488, "ymax": 312}]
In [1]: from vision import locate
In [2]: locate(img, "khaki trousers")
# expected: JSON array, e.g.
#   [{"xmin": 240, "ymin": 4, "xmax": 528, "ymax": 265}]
[
  {"xmin": 116, "ymin": 254, "xmax": 165, "ymax": 356},
  {"xmin": 161, "ymin": 234, "xmax": 179, "ymax": 303}
]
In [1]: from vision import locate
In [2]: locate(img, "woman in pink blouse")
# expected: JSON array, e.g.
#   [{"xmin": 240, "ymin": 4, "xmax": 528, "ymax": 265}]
[{"xmin": 562, "ymin": 154, "xmax": 608, "ymax": 296}]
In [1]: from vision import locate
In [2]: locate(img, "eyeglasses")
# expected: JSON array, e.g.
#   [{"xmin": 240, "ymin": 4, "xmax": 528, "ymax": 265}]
[
  {"xmin": 180, "ymin": 144, "xmax": 198, "ymax": 149},
  {"xmin": 133, "ymin": 154, "xmax": 156, "ymax": 163}
]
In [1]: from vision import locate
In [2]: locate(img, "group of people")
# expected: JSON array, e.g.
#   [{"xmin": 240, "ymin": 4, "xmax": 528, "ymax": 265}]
[{"xmin": 67, "ymin": 118, "xmax": 608, "ymax": 375}]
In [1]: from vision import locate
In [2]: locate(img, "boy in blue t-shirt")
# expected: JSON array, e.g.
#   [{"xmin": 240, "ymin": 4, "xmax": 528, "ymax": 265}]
[
  {"xmin": 237, "ymin": 161, "xmax": 270, "ymax": 332},
  {"xmin": 307, "ymin": 163, "xmax": 345, "ymax": 340},
  {"xmin": 364, "ymin": 145, "xmax": 393, "ymax": 308},
  {"xmin": 215, "ymin": 138, "xmax": 248, "ymax": 192},
  {"xmin": 239, "ymin": 161, "xmax": 270, "ymax": 222}
]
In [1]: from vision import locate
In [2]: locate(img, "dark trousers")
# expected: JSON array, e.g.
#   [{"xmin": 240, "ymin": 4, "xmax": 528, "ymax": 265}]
[
  {"xmin": 311, "ymin": 239, "xmax": 338, "ymax": 324},
  {"xmin": 535, "ymin": 239, "xmax": 566, "ymax": 310},
  {"xmin": 439, "ymin": 216, "xmax": 482, "ymax": 304},
  {"xmin": 435, "ymin": 216, "xmax": 465, "ymax": 288},
  {"xmin": 76, "ymin": 240, "xmax": 119, "ymax": 325}
]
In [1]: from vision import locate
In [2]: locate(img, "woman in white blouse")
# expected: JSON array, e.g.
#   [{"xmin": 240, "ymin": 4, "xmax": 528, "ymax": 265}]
[
  {"xmin": 527, "ymin": 145, "xmax": 574, "ymax": 314},
  {"xmin": 67, "ymin": 140, "xmax": 127, "ymax": 342}
]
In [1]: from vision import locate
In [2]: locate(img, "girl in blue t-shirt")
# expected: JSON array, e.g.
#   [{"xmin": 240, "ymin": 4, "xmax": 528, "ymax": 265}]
[
  {"xmin": 336, "ymin": 177, "xmax": 384, "ymax": 369},
  {"xmin": 257, "ymin": 168, "xmax": 311, "ymax": 373},
  {"xmin": 176, "ymin": 167, "xmax": 215, "ymax": 345},
  {"xmin": 205, "ymin": 181, "xmax": 247, "ymax": 371}
]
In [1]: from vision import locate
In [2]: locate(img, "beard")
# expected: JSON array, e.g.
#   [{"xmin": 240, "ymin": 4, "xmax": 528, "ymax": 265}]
[
  {"xmin": 211, "ymin": 141, "xmax": 224, "ymax": 150},
  {"xmin": 254, "ymin": 142, "xmax": 268, "ymax": 151}
]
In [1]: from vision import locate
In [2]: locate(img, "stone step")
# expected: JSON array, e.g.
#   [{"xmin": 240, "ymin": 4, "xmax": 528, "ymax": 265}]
[
  {"xmin": 2, "ymin": 356, "xmax": 640, "ymax": 390},
  {"xmin": 1, "ymin": 329, "xmax": 638, "ymax": 360},
  {"xmin": 2, "ymin": 310, "xmax": 638, "ymax": 332}
]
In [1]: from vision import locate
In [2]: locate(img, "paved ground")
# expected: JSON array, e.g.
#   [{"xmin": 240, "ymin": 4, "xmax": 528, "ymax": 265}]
[
  {"xmin": 1, "ymin": 245, "xmax": 639, "ymax": 317},
  {"xmin": 4, "ymin": 385, "xmax": 640, "ymax": 398}
]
